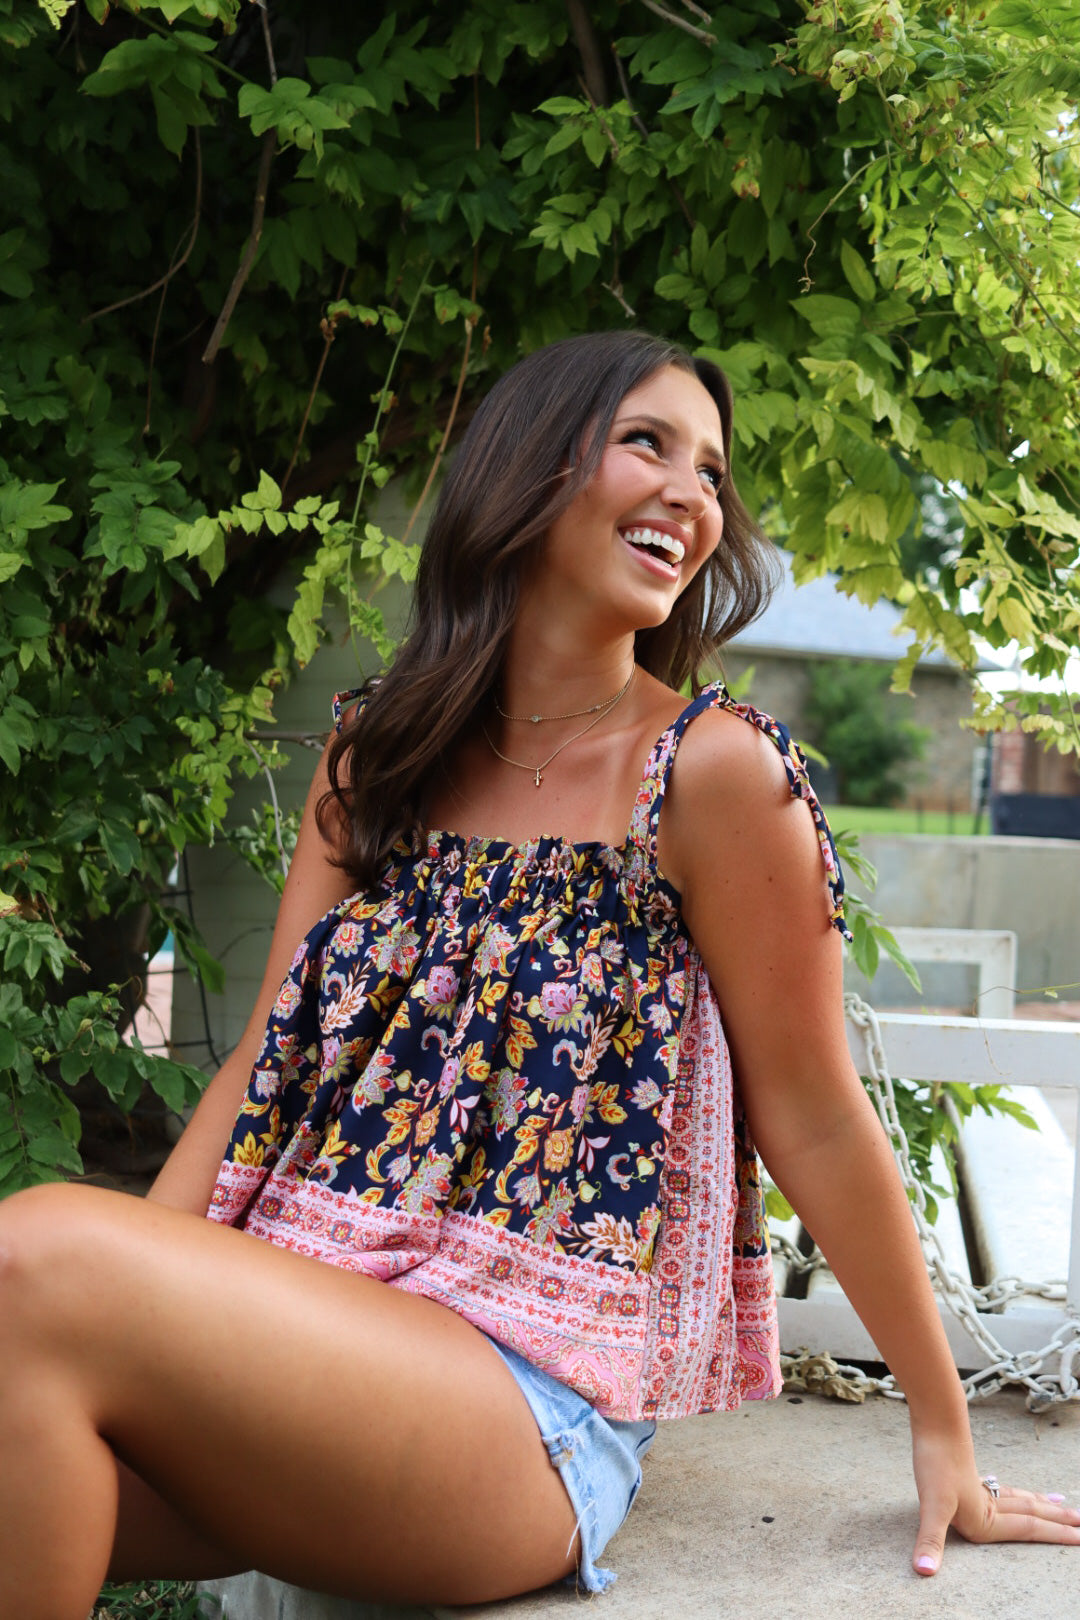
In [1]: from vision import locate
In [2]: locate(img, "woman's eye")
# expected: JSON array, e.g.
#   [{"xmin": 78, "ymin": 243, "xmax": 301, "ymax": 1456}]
[
  {"xmin": 621, "ymin": 428, "xmax": 661, "ymax": 451},
  {"xmin": 700, "ymin": 464, "xmax": 726, "ymax": 493}
]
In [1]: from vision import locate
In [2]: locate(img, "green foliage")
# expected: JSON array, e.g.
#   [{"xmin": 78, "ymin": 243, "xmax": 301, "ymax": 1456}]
[
  {"xmin": 222, "ymin": 800, "xmax": 300, "ymax": 897},
  {"xmin": 0, "ymin": 909, "xmax": 206, "ymax": 1190},
  {"xmin": 805, "ymin": 658, "xmax": 931, "ymax": 805},
  {"xmin": 2, "ymin": 0, "xmax": 1079, "ymax": 1190},
  {"xmin": 92, "ymin": 1581, "xmax": 218, "ymax": 1620},
  {"xmin": 889, "ymin": 1070, "xmax": 1036, "ymax": 1227}
]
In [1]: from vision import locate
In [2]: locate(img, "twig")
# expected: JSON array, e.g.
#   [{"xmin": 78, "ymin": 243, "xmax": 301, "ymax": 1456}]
[
  {"xmin": 614, "ymin": 49, "xmax": 650, "ymax": 140},
  {"xmin": 934, "ymin": 162, "xmax": 1080, "ymax": 359},
  {"xmin": 202, "ymin": 2, "xmax": 279, "ymax": 364},
  {"xmin": 603, "ymin": 228, "xmax": 636, "ymax": 318},
  {"xmin": 637, "ymin": 0, "xmax": 716, "ymax": 46},
  {"xmin": 350, "ymin": 262, "xmax": 433, "ymax": 528},
  {"xmin": 247, "ymin": 730, "xmax": 326, "ymax": 749},
  {"xmin": 577, "ymin": 74, "xmax": 620, "ymax": 158},
  {"xmin": 677, "ymin": 0, "xmax": 713, "ymax": 22},
  {"xmin": 143, "ymin": 131, "xmax": 204, "ymax": 435},
  {"xmin": 402, "ymin": 72, "xmax": 485, "ymax": 546},
  {"xmin": 282, "ymin": 266, "xmax": 349, "ymax": 491},
  {"xmin": 246, "ymin": 741, "xmax": 289, "ymax": 879},
  {"xmin": 613, "ymin": 49, "xmax": 695, "ymax": 230},
  {"xmin": 136, "ymin": 11, "xmax": 249, "ymax": 84},
  {"xmin": 402, "ymin": 252, "xmax": 479, "ymax": 545},
  {"xmin": 603, "ymin": 278, "xmax": 637, "ymax": 318},
  {"xmin": 800, "ymin": 159, "xmax": 874, "ymax": 291},
  {"xmin": 201, "ymin": 129, "xmax": 275, "ymax": 364},
  {"xmin": 256, "ymin": 0, "xmax": 278, "ymax": 86},
  {"xmin": 566, "ymin": 0, "xmax": 609, "ymax": 106},
  {"xmin": 85, "ymin": 130, "xmax": 203, "ymax": 324}
]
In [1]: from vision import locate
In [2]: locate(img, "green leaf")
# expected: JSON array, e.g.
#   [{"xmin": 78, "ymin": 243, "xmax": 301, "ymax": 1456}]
[
  {"xmin": 873, "ymin": 925, "xmax": 922, "ymax": 992},
  {"xmin": 840, "ymin": 239, "xmax": 876, "ymax": 302},
  {"xmin": 151, "ymin": 85, "xmax": 188, "ymax": 156},
  {"xmin": 792, "ymin": 294, "xmax": 861, "ymax": 339},
  {"xmin": 765, "ymin": 1185, "xmax": 795, "ymax": 1222}
]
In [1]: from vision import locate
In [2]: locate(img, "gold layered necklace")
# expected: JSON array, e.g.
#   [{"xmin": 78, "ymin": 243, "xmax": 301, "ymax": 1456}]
[{"xmin": 483, "ymin": 667, "xmax": 636, "ymax": 788}]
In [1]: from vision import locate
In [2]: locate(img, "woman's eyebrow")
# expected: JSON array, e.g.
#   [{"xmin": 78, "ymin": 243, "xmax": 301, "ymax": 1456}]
[{"xmin": 615, "ymin": 412, "xmax": 726, "ymax": 469}]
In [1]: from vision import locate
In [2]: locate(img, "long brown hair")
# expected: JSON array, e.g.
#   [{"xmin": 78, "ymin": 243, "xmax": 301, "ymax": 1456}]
[{"xmin": 320, "ymin": 330, "xmax": 777, "ymax": 887}]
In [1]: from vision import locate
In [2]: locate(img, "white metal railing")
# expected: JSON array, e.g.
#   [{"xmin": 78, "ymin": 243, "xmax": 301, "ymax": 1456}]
[
  {"xmin": 889, "ymin": 925, "xmax": 1017, "ymax": 1019},
  {"xmin": 772, "ymin": 930, "xmax": 1080, "ymax": 1403}
]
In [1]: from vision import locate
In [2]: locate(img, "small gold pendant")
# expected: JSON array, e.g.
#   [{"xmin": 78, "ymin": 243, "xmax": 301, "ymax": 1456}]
[{"xmin": 535, "ymin": 768, "xmax": 543, "ymax": 788}]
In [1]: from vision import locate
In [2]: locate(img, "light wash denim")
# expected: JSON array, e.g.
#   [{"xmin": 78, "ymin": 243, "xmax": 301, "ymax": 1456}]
[{"xmin": 485, "ymin": 1336, "xmax": 656, "ymax": 1593}]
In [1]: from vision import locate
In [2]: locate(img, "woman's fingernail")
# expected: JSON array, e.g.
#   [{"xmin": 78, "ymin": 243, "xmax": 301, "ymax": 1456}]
[
  {"xmin": 915, "ymin": 1556, "xmax": 936, "ymax": 1575},
  {"xmin": 1047, "ymin": 1493, "xmax": 1066, "ymax": 1503}
]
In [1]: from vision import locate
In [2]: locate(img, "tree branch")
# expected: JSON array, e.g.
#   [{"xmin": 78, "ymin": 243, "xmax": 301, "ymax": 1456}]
[
  {"xmin": 402, "ymin": 253, "xmax": 479, "ymax": 546},
  {"xmin": 202, "ymin": 1, "xmax": 279, "ymax": 364},
  {"xmin": 84, "ymin": 129, "xmax": 202, "ymax": 325},
  {"xmin": 677, "ymin": 0, "xmax": 714, "ymax": 23},
  {"xmin": 637, "ymin": 0, "xmax": 716, "ymax": 46},
  {"xmin": 566, "ymin": 0, "xmax": 608, "ymax": 106},
  {"xmin": 256, "ymin": 0, "xmax": 278, "ymax": 86},
  {"xmin": 282, "ymin": 267, "xmax": 349, "ymax": 492},
  {"xmin": 201, "ymin": 128, "xmax": 275, "ymax": 364},
  {"xmin": 934, "ymin": 161, "xmax": 1080, "ymax": 359}
]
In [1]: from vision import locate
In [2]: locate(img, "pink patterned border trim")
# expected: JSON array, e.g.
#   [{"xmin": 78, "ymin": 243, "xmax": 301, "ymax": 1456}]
[
  {"xmin": 640, "ymin": 961, "xmax": 781, "ymax": 1417},
  {"xmin": 209, "ymin": 1164, "xmax": 650, "ymax": 1417}
]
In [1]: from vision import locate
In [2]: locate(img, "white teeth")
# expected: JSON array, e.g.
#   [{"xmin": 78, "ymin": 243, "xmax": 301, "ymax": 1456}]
[{"xmin": 622, "ymin": 527, "xmax": 685, "ymax": 565}]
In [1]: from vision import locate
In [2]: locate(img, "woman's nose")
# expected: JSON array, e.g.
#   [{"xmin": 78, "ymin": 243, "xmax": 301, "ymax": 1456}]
[{"xmin": 663, "ymin": 460, "xmax": 707, "ymax": 517}]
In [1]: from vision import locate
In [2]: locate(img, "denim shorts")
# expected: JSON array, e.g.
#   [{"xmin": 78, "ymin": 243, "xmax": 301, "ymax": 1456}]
[{"xmin": 485, "ymin": 1336, "xmax": 656, "ymax": 1593}]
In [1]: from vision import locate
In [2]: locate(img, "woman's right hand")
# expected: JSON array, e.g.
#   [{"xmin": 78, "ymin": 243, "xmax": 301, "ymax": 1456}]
[{"xmin": 910, "ymin": 1422, "xmax": 1080, "ymax": 1575}]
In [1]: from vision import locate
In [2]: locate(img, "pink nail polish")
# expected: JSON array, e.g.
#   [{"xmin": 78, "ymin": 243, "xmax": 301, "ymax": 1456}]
[
  {"xmin": 1047, "ymin": 1493, "xmax": 1066, "ymax": 1503},
  {"xmin": 915, "ymin": 1556, "xmax": 936, "ymax": 1575}
]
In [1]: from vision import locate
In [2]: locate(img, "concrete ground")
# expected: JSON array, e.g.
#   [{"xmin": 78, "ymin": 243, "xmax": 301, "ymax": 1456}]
[{"xmin": 201, "ymin": 1386, "xmax": 1080, "ymax": 1620}]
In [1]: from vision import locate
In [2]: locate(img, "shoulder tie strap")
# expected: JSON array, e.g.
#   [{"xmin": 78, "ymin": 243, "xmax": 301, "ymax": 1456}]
[
  {"xmin": 629, "ymin": 681, "xmax": 850, "ymax": 938},
  {"xmin": 331, "ymin": 687, "xmax": 368, "ymax": 735}
]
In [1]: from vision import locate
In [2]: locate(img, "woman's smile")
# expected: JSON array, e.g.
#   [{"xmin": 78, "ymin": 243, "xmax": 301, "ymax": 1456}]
[{"xmin": 618, "ymin": 519, "xmax": 693, "ymax": 578}]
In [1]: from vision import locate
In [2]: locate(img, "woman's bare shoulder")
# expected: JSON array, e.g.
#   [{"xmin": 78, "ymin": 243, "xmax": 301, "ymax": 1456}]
[{"xmin": 657, "ymin": 704, "xmax": 809, "ymax": 894}]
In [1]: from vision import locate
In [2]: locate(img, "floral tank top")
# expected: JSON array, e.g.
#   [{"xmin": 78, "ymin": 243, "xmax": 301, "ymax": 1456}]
[{"xmin": 207, "ymin": 682, "xmax": 848, "ymax": 1422}]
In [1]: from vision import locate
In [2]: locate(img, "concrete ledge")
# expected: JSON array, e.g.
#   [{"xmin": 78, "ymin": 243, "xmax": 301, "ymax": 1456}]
[{"xmin": 200, "ymin": 1391, "xmax": 1080, "ymax": 1620}]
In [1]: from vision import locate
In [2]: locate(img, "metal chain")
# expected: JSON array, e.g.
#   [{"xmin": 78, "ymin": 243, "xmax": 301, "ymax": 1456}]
[{"xmin": 774, "ymin": 994, "xmax": 1080, "ymax": 1408}]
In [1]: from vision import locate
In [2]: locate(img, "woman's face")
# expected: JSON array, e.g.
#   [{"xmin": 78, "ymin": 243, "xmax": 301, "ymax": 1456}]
[{"xmin": 535, "ymin": 364, "xmax": 727, "ymax": 634}]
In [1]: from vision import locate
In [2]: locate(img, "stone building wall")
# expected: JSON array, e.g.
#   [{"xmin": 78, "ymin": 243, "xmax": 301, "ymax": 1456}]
[{"xmin": 720, "ymin": 650, "xmax": 981, "ymax": 809}]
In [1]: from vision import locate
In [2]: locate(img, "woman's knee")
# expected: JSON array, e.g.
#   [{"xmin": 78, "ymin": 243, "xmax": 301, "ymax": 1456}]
[{"xmin": 0, "ymin": 1183, "xmax": 113, "ymax": 1347}]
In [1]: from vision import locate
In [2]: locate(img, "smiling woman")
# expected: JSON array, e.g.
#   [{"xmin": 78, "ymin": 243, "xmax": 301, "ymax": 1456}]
[
  {"xmin": 1, "ymin": 332, "xmax": 1078, "ymax": 1620},
  {"xmin": 322, "ymin": 333, "xmax": 775, "ymax": 883}
]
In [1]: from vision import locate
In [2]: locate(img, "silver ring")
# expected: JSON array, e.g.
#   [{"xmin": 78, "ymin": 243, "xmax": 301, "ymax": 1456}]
[{"xmin": 981, "ymin": 1474, "xmax": 1000, "ymax": 1499}]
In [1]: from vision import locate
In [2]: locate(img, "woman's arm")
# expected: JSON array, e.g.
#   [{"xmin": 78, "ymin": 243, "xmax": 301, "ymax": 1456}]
[
  {"xmin": 660, "ymin": 711, "xmax": 1080, "ymax": 1573},
  {"xmin": 148, "ymin": 736, "xmax": 357, "ymax": 1217}
]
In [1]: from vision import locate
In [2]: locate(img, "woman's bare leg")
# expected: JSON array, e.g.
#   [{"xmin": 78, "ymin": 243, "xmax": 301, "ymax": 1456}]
[
  {"xmin": 0, "ymin": 1184, "xmax": 580, "ymax": 1620},
  {"xmin": 109, "ymin": 1463, "xmax": 238, "ymax": 1581}
]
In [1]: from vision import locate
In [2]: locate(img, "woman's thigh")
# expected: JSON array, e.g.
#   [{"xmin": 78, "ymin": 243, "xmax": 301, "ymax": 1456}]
[{"xmin": 0, "ymin": 1184, "xmax": 580, "ymax": 1605}]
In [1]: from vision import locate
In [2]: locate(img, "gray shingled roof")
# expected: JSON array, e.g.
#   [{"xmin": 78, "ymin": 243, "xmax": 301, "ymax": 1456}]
[{"xmin": 729, "ymin": 550, "xmax": 998, "ymax": 669}]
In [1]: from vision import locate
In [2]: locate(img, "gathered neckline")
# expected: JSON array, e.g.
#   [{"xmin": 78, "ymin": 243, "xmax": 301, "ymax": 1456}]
[
  {"xmin": 421, "ymin": 826, "xmax": 630, "ymax": 857},
  {"xmin": 406, "ymin": 826, "xmax": 685, "ymax": 907}
]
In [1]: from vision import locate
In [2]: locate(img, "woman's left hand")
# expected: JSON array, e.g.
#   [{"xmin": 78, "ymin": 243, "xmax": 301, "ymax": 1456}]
[{"xmin": 911, "ymin": 1429, "xmax": 1080, "ymax": 1575}]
